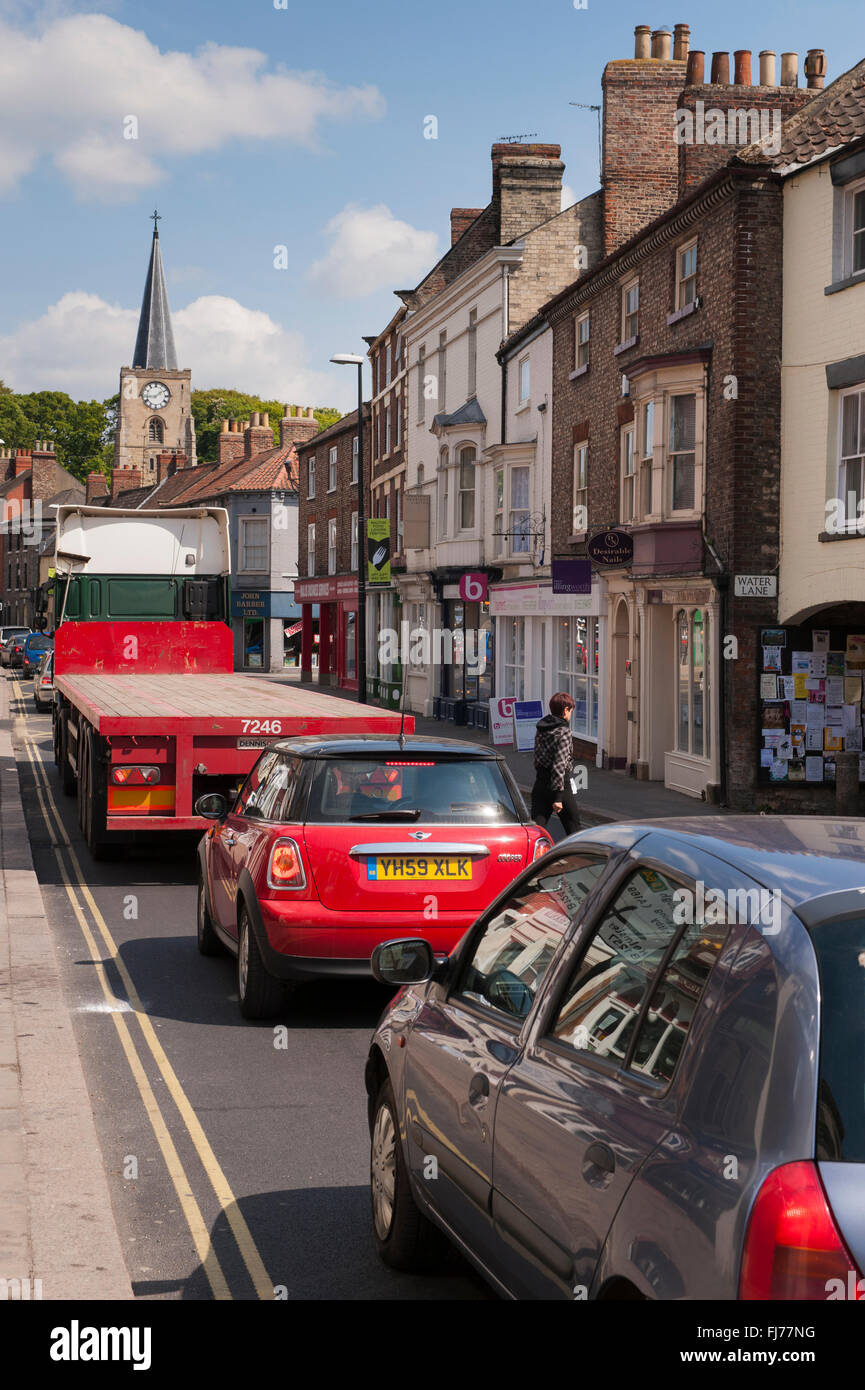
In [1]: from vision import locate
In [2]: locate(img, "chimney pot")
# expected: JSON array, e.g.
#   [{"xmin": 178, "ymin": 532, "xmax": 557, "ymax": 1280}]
[
  {"xmin": 651, "ymin": 28, "xmax": 672, "ymax": 60},
  {"xmin": 251, "ymin": 412, "xmax": 260, "ymax": 427},
  {"xmin": 221, "ymin": 419, "xmax": 229, "ymax": 433},
  {"xmin": 261, "ymin": 411, "xmax": 269, "ymax": 428},
  {"xmin": 686, "ymin": 50, "xmax": 705, "ymax": 84},
  {"xmin": 759, "ymin": 50, "xmax": 777, "ymax": 86},
  {"xmin": 805, "ymin": 49, "xmax": 826, "ymax": 89},
  {"xmin": 634, "ymin": 25, "xmax": 651, "ymax": 59},
  {"xmin": 673, "ymin": 23, "xmax": 690, "ymax": 61},
  {"xmin": 781, "ymin": 52, "xmax": 798, "ymax": 86},
  {"xmin": 710, "ymin": 51, "xmax": 730, "ymax": 84},
  {"xmin": 734, "ymin": 50, "xmax": 752, "ymax": 85}
]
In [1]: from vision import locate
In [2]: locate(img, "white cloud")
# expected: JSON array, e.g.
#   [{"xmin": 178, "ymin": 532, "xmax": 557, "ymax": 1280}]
[
  {"xmin": 307, "ymin": 204, "xmax": 440, "ymax": 299},
  {"xmin": 0, "ymin": 291, "xmax": 352, "ymax": 408},
  {"xmin": 0, "ymin": 13, "xmax": 385, "ymax": 199}
]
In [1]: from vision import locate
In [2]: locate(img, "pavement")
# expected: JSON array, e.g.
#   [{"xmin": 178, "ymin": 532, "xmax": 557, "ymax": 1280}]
[
  {"xmin": 252, "ymin": 667, "xmax": 728, "ymax": 827},
  {"xmin": 0, "ymin": 678, "xmax": 132, "ymax": 1300}
]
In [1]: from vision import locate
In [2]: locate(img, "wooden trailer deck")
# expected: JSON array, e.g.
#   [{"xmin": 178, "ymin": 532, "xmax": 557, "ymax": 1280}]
[{"xmin": 55, "ymin": 672, "xmax": 410, "ymax": 737}]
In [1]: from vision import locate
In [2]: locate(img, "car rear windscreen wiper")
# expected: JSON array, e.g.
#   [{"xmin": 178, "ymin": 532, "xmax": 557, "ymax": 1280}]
[{"xmin": 349, "ymin": 808, "xmax": 423, "ymax": 821}]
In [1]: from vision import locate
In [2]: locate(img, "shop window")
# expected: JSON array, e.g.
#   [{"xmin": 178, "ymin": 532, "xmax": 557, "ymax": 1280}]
[
  {"xmin": 502, "ymin": 617, "xmax": 525, "ymax": 700},
  {"xmin": 556, "ymin": 616, "xmax": 599, "ymax": 740},
  {"xmin": 676, "ymin": 608, "xmax": 709, "ymax": 759},
  {"xmin": 459, "ymin": 446, "xmax": 476, "ymax": 530}
]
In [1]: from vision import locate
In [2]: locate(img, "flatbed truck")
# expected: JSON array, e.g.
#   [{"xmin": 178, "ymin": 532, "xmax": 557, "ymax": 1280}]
[{"xmin": 50, "ymin": 505, "xmax": 410, "ymax": 856}]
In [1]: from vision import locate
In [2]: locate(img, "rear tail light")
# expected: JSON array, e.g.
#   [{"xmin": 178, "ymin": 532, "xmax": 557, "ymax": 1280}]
[
  {"xmin": 739, "ymin": 1160, "xmax": 864, "ymax": 1300},
  {"xmin": 532, "ymin": 836, "xmax": 553, "ymax": 860},
  {"xmin": 111, "ymin": 765, "xmax": 161, "ymax": 785},
  {"xmin": 267, "ymin": 837, "xmax": 307, "ymax": 890}
]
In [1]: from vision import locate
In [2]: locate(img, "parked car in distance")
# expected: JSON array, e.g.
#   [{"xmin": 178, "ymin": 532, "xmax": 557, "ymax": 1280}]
[
  {"xmin": 33, "ymin": 650, "xmax": 54, "ymax": 711},
  {"xmin": 366, "ymin": 816, "xmax": 865, "ymax": 1301},
  {"xmin": 1, "ymin": 632, "xmax": 29, "ymax": 668},
  {"xmin": 195, "ymin": 735, "xmax": 553, "ymax": 1020},
  {"xmin": 20, "ymin": 630, "xmax": 53, "ymax": 679}
]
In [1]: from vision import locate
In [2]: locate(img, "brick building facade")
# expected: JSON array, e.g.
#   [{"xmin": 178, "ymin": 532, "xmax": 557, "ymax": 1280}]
[{"xmin": 295, "ymin": 406, "xmax": 371, "ymax": 691}]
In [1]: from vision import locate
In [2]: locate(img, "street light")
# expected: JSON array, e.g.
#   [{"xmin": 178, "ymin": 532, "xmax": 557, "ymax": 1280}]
[{"xmin": 330, "ymin": 353, "xmax": 367, "ymax": 704}]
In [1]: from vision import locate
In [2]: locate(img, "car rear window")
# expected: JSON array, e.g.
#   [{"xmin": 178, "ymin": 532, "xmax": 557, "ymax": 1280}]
[
  {"xmin": 28, "ymin": 636, "xmax": 52, "ymax": 651},
  {"xmin": 812, "ymin": 915, "xmax": 865, "ymax": 1162},
  {"xmin": 306, "ymin": 757, "xmax": 521, "ymax": 824}
]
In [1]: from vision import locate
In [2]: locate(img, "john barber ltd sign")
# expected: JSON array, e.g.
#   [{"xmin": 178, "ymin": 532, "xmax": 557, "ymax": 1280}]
[{"xmin": 586, "ymin": 529, "xmax": 634, "ymax": 567}]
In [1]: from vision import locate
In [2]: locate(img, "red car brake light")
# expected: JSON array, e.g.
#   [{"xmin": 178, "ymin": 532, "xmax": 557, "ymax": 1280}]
[
  {"xmin": 267, "ymin": 838, "xmax": 307, "ymax": 890},
  {"xmin": 739, "ymin": 1160, "xmax": 863, "ymax": 1300}
]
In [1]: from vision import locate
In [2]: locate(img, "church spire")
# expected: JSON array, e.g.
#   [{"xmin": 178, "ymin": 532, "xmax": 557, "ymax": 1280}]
[{"xmin": 132, "ymin": 210, "xmax": 178, "ymax": 371}]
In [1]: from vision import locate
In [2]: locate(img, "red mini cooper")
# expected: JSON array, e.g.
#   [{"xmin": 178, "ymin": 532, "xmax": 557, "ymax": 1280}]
[{"xmin": 195, "ymin": 735, "xmax": 552, "ymax": 1019}]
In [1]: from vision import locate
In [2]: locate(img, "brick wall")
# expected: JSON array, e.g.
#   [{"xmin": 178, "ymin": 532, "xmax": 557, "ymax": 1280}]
[
  {"xmin": 677, "ymin": 83, "xmax": 814, "ymax": 191},
  {"xmin": 602, "ymin": 58, "xmax": 687, "ymax": 255},
  {"xmin": 296, "ymin": 410, "xmax": 370, "ymax": 577},
  {"xmin": 549, "ymin": 167, "xmax": 785, "ymax": 807}
]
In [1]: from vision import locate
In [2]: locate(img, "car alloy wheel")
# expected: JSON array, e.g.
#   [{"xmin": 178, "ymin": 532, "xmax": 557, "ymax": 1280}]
[{"xmin": 371, "ymin": 1101, "xmax": 397, "ymax": 1241}]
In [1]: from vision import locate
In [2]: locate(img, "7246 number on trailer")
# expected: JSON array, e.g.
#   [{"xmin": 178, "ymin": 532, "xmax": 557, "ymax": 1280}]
[{"xmin": 241, "ymin": 719, "xmax": 283, "ymax": 735}]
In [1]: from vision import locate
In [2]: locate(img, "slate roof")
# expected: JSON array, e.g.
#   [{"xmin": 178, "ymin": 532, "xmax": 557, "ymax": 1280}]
[
  {"xmin": 737, "ymin": 58, "xmax": 865, "ymax": 172},
  {"xmin": 432, "ymin": 397, "xmax": 487, "ymax": 428},
  {"xmin": 132, "ymin": 224, "xmax": 178, "ymax": 370}
]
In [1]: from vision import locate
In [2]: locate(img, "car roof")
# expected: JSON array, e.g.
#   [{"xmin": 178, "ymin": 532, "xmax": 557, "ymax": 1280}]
[
  {"xmin": 575, "ymin": 815, "xmax": 865, "ymax": 909},
  {"xmin": 270, "ymin": 734, "xmax": 501, "ymax": 760}
]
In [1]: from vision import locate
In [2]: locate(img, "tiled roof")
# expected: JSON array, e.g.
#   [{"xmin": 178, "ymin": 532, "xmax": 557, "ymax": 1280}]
[
  {"xmin": 738, "ymin": 58, "xmax": 865, "ymax": 171},
  {"xmin": 168, "ymin": 445, "xmax": 298, "ymax": 503}
]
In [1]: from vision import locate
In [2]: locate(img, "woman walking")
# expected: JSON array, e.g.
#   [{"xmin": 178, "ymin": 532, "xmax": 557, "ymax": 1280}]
[{"xmin": 531, "ymin": 691, "xmax": 581, "ymax": 837}]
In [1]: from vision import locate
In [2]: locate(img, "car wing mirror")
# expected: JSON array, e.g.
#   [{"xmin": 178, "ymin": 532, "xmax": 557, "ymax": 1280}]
[
  {"xmin": 371, "ymin": 938, "xmax": 436, "ymax": 987},
  {"xmin": 195, "ymin": 793, "xmax": 228, "ymax": 821}
]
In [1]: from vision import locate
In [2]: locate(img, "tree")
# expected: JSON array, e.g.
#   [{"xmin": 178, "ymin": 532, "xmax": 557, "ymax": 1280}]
[{"xmin": 191, "ymin": 390, "xmax": 344, "ymax": 461}]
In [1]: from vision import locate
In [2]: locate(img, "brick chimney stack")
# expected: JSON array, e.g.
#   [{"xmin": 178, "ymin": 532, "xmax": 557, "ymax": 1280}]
[
  {"xmin": 601, "ymin": 25, "xmax": 687, "ymax": 254},
  {"xmin": 244, "ymin": 411, "xmax": 275, "ymax": 460},
  {"xmin": 491, "ymin": 143, "xmax": 564, "ymax": 244},
  {"xmin": 14, "ymin": 448, "xmax": 31, "ymax": 477},
  {"xmin": 450, "ymin": 208, "xmax": 483, "ymax": 245},
  {"xmin": 86, "ymin": 472, "xmax": 109, "ymax": 503},
  {"xmin": 111, "ymin": 467, "xmax": 142, "ymax": 497},
  {"xmin": 217, "ymin": 417, "xmax": 247, "ymax": 466},
  {"xmin": 279, "ymin": 405, "xmax": 319, "ymax": 449}
]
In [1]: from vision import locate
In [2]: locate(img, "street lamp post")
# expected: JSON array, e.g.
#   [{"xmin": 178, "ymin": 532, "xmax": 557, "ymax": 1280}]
[{"xmin": 330, "ymin": 354, "xmax": 366, "ymax": 704}]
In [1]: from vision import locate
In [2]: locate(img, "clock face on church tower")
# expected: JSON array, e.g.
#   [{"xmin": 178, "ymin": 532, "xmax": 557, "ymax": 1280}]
[{"xmin": 142, "ymin": 381, "xmax": 170, "ymax": 410}]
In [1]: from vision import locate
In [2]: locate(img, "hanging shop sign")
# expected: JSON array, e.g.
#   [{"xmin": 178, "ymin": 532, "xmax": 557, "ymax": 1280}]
[
  {"xmin": 367, "ymin": 519, "xmax": 391, "ymax": 585},
  {"xmin": 551, "ymin": 559, "xmax": 592, "ymax": 595},
  {"xmin": 586, "ymin": 529, "xmax": 634, "ymax": 567}
]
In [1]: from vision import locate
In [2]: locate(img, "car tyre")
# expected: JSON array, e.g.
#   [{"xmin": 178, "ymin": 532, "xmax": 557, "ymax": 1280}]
[
  {"xmin": 197, "ymin": 873, "xmax": 223, "ymax": 957},
  {"xmin": 236, "ymin": 903, "xmax": 283, "ymax": 1020},
  {"xmin": 371, "ymin": 1079, "xmax": 449, "ymax": 1272}
]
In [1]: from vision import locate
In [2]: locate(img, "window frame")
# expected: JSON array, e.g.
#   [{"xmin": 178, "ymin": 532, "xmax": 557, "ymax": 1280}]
[
  {"xmin": 350, "ymin": 510, "xmax": 358, "ymax": 570},
  {"xmin": 573, "ymin": 441, "xmax": 588, "ymax": 534},
  {"xmin": 621, "ymin": 278, "xmax": 639, "ymax": 344},
  {"xmin": 307, "ymin": 455, "xmax": 316, "ymax": 500},
  {"xmin": 668, "ymin": 392, "xmax": 698, "ymax": 514},
  {"xmin": 306, "ymin": 521, "xmax": 315, "ymax": 578},
  {"xmin": 518, "ymin": 356, "xmax": 531, "ymax": 406},
  {"xmin": 458, "ymin": 445, "xmax": 476, "ymax": 531},
  {"xmin": 844, "ymin": 177, "xmax": 865, "ymax": 278},
  {"xmin": 510, "ymin": 464, "xmax": 530, "ymax": 554},
  {"xmin": 239, "ymin": 516, "xmax": 269, "ymax": 574},
  {"xmin": 837, "ymin": 386, "xmax": 865, "ymax": 531},
  {"xmin": 620, "ymin": 423, "xmax": 636, "ymax": 525},
  {"xmin": 327, "ymin": 517, "xmax": 337, "ymax": 575},
  {"xmin": 351, "ymin": 435, "xmax": 358, "ymax": 484},
  {"xmin": 438, "ymin": 448, "xmax": 449, "ymax": 539},
  {"xmin": 575, "ymin": 312, "xmax": 590, "ymax": 370},
  {"xmin": 468, "ymin": 308, "xmax": 478, "ymax": 396},
  {"xmin": 675, "ymin": 238, "xmax": 698, "ymax": 310},
  {"xmin": 417, "ymin": 345, "xmax": 426, "ymax": 423},
  {"xmin": 328, "ymin": 445, "xmax": 338, "ymax": 492}
]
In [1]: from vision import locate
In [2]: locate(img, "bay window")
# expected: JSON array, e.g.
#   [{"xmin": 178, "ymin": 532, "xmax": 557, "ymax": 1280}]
[
  {"xmin": 620, "ymin": 424, "xmax": 635, "ymax": 524},
  {"xmin": 494, "ymin": 468, "xmax": 504, "ymax": 555},
  {"xmin": 438, "ymin": 449, "xmax": 449, "ymax": 538},
  {"xmin": 669, "ymin": 393, "xmax": 697, "ymax": 511},
  {"xmin": 510, "ymin": 466, "xmax": 530, "ymax": 553},
  {"xmin": 458, "ymin": 446, "xmax": 476, "ymax": 529},
  {"xmin": 640, "ymin": 400, "xmax": 654, "ymax": 516}
]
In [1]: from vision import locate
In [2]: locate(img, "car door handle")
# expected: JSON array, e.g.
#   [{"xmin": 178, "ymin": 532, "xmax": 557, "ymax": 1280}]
[
  {"xmin": 582, "ymin": 1141, "xmax": 616, "ymax": 1181},
  {"xmin": 468, "ymin": 1071, "xmax": 490, "ymax": 1105}
]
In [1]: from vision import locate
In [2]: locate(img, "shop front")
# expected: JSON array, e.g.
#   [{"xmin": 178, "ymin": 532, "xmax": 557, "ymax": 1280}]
[
  {"xmin": 231, "ymin": 588, "xmax": 271, "ymax": 671},
  {"xmin": 489, "ymin": 579, "xmax": 605, "ymax": 761},
  {"xmin": 295, "ymin": 574, "xmax": 359, "ymax": 691}
]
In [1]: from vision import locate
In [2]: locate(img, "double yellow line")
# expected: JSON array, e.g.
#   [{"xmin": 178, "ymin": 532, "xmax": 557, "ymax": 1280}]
[{"xmin": 11, "ymin": 680, "xmax": 274, "ymax": 1301}]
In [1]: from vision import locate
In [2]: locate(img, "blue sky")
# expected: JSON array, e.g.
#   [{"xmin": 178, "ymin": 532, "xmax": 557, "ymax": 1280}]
[{"xmin": 0, "ymin": 0, "xmax": 860, "ymax": 412}]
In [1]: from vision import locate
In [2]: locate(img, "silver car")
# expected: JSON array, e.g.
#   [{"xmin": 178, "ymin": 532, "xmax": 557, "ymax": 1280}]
[
  {"xmin": 33, "ymin": 649, "xmax": 54, "ymax": 711},
  {"xmin": 366, "ymin": 817, "xmax": 865, "ymax": 1300}
]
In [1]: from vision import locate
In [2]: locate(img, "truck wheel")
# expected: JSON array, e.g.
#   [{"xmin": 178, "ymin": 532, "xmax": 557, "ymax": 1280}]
[
  {"xmin": 237, "ymin": 903, "xmax": 284, "ymax": 1020},
  {"xmin": 60, "ymin": 714, "xmax": 76, "ymax": 797},
  {"xmin": 197, "ymin": 873, "xmax": 222, "ymax": 957},
  {"xmin": 81, "ymin": 726, "xmax": 109, "ymax": 861},
  {"xmin": 371, "ymin": 1079, "xmax": 449, "ymax": 1271}
]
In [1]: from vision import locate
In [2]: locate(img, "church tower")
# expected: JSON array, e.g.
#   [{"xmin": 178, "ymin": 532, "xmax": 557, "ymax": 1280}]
[{"xmin": 114, "ymin": 212, "xmax": 196, "ymax": 482}]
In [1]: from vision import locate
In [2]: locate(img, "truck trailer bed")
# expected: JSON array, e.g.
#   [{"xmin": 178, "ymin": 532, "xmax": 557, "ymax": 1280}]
[{"xmin": 54, "ymin": 672, "xmax": 405, "ymax": 737}]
